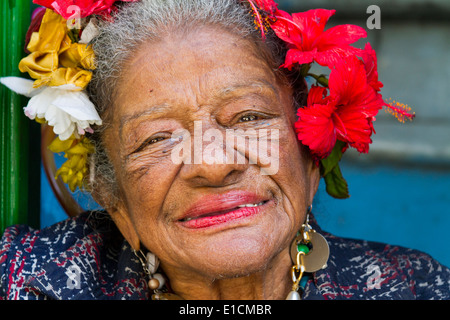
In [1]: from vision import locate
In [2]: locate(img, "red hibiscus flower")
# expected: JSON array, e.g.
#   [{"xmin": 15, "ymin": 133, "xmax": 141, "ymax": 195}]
[
  {"xmin": 359, "ymin": 43, "xmax": 416, "ymax": 123},
  {"xmin": 295, "ymin": 56, "xmax": 384, "ymax": 159},
  {"xmin": 33, "ymin": 0, "xmax": 138, "ymax": 19},
  {"xmin": 249, "ymin": 0, "xmax": 278, "ymax": 14},
  {"xmin": 360, "ymin": 43, "xmax": 383, "ymax": 93},
  {"xmin": 271, "ymin": 9, "xmax": 367, "ymax": 69},
  {"xmin": 246, "ymin": 0, "xmax": 279, "ymax": 40}
]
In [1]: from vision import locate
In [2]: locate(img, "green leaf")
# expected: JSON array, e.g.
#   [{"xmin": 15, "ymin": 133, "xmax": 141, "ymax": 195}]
[
  {"xmin": 67, "ymin": 28, "xmax": 80, "ymax": 43},
  {"xmin": 320, "ymin": 140, "xmax": 346, "ymax": 177},
  {"xmin": 306, "ymin": 72, "xmax": 329, "ymax": 87},
  {"xmin": 300, "ymin": 63, "xmax": 312, "ymax": 77},
  {"xmin": 323, "ymin": 164, "xmax": 350, "ymax": 199}
]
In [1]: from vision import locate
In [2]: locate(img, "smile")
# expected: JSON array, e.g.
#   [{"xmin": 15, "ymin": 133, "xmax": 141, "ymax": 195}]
[
  {"xmin": 181, "ymin": 201, "xmax": 266, "ymax": 222},
  {"xmin": 178, "ymin": 191, "xmax": 270, "ymax": 229}
]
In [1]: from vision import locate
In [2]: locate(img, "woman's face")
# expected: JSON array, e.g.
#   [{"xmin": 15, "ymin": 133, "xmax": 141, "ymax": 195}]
[{"xmin": 102, "ymin": 27, "xmax": 319, "ymax": 280}]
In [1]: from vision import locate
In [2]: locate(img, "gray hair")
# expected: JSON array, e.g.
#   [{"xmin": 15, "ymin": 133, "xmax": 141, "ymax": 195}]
[{"xmin": 86, "ymin": 0, "xmax": 305, "ymax": 205}]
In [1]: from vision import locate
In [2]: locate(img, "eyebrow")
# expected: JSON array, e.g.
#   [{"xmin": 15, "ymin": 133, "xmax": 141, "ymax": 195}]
[
  {"xmin": 218, "ymin": 80, "xmax": 279, "ymax": 100},
  {"xmin": 119, "ymin": 103, "xmax": 172, "ymax": 135},
  {"xmin": 119, "ymin": 80, "xmax": 279, "ymax": 134}
]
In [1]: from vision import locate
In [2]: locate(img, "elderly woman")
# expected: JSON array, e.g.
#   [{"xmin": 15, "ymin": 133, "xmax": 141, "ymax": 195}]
[{"xmin": 1, "ymin": 0, "xmax": 449, "ymax": 301}]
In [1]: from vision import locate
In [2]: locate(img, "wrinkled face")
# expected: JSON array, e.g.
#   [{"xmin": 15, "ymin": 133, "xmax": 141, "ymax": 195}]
[{"xmin": 102, "ymin": 27, "xmax": 319, "ymax": 280}]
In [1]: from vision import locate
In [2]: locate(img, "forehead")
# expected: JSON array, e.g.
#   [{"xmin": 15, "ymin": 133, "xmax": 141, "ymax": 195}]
[{"xmin": 113, "ymin": 27, "xmax": 280, "ymax": 119}]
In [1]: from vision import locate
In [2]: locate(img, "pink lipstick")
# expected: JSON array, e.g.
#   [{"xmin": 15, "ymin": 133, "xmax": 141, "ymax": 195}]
[{"xmin": 178, "ymin": 191, "xmax": 269, "ymax": 229}]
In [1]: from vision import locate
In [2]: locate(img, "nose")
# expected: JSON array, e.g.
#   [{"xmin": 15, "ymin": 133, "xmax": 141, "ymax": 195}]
[
  {"xmin": 181, "ymin": 161, "xmax": 248, "ymax": 188},
  {"xmin": 177, "ymin": 122, "xmax": 249, "ymax": 188}
]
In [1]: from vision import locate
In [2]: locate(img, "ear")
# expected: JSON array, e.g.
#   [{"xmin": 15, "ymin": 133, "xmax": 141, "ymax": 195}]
[
  {"xmin": 308, "ymin": 161, "xmax": 321, "ymax": 207},
  {"xmin": 108, "ymin": 203, "xmax": 141, "ymax": 251},
  {"xmin": 91, "ymin": 187, "xmax": 141, "ymax": 251}
]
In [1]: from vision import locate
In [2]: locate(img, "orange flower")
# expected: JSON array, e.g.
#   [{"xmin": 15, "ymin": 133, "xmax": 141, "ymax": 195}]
[{"xmin": 19, "ymin": 9, "xmax": 95, "ymax": 90}]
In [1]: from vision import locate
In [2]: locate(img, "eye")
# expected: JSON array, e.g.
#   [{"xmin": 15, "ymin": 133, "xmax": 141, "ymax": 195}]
[
  {"xmin": 133, "ymin": 135, "xmax": 167, "ymax": 153},
  {"xmin": 238, "ymin": 114, "xmax": 259, "ymax": 122},
  {"xmin": 147, "ymin": 136, "xmax": 165, "ymax": 144}
]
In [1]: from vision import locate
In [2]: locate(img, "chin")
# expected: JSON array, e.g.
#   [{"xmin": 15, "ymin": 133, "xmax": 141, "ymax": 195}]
[{"xmin": 189, "ymin": 228, "xmax": 288, "ymax": 279}]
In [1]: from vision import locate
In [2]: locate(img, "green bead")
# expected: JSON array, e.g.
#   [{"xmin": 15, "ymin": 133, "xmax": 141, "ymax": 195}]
[{"xmin": 297, "ymin": 244, "xmax": 310, "ymax": 254}]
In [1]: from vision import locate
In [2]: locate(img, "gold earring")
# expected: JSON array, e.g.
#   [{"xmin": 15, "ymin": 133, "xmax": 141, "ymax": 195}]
[{"xmin": 286, "ymin": 205, "xmax": 329, "ymax": 300}]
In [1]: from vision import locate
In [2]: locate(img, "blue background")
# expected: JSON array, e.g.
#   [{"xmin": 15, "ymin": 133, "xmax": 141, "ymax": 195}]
[{"xmin": 313, "ymin": 162, "xmax": 450, "ymax": 268}]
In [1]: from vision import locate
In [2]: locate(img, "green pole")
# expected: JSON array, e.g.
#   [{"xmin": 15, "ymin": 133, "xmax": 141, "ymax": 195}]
[{"xmin": 0, "ymin": 0, "xmax": 40, "ymax": 232}]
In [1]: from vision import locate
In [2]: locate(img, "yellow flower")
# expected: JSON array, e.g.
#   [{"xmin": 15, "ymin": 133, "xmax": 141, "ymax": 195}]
[
  {"xmin": 18, "ymin": 9, "xmax": 95, "ymax": 90},
  {"xmin": 33, "ymin": 67, "xmax": 92, "ymax": 89},
  {"xmin": 27, "ymin": 8, "xmax": 68, "ymax": 53},
  {"xmin": 49, "ymin": 134, "xmax": 95, "ymax": 192},
  {"xmin": 59, "ymin": 41, "xmax": 96, "ymax": 70}
]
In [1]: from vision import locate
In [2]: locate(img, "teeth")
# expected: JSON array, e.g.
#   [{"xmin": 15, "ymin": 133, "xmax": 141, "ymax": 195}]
[
  {"xmin": 237, "ymin": 201, "xmax": 265, "ymax": 208},
  {"xmin": 182, "ymin": 201, "xmax": 266, "ymax": 222}
]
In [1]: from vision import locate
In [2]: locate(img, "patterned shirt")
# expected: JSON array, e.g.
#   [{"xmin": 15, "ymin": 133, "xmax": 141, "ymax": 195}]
[{"xmin": 1, "ymin": 211, "xmax": 449, "ymax": 300}]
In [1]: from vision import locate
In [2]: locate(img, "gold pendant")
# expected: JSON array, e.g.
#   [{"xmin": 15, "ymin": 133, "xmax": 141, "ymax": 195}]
[{"xmin": 290, "ymin": 230, "xmax": 329, "ymax": 273}]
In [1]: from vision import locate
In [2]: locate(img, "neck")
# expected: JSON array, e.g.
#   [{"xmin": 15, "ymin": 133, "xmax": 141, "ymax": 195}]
[{"xmin": 160, "ymin": 248, "xmax": 293, "ymax": 300}]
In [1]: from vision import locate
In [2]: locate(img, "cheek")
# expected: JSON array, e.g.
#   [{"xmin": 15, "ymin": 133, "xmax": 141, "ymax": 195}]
[
  {"xmin": 274, "ymin": 125, "xmax": 310, "ymax": 225},
  {"xmin": 119, "ymin": 157, "xmax": 180, "ymax": 223},
  {"xmin": 275, "ymin": 87, "xmax": 310, "ymax": 190},
  {"xmin": 279, "ymin": 124, "xmax": 308, "ymax": 181}
]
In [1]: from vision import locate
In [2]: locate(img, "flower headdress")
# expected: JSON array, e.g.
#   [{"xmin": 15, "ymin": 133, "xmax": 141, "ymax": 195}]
[
  {"xmin": 1, "ymin": 0, "xmax": 138, "ymax": 192},
  {"xmin": 247, "ymin": 0, "xmax": 415, "ymax": 198},
  {"xmin": 1, "ymin": 0, "xmax": 414, "ymax": 198}
]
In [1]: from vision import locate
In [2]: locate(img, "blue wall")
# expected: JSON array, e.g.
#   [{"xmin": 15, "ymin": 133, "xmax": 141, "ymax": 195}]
[
  {"xmin": 313, "ymin": 162, "xmax": 450, "ymax": 268},
  {"xmin": 41, "ymin": 160, "xmax": 450, "ymax": 268}
]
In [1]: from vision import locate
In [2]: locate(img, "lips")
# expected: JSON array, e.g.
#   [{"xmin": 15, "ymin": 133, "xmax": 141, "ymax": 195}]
[{"xmin": 178, "ymin": 190, "xmax": 270, "ymax": 229}]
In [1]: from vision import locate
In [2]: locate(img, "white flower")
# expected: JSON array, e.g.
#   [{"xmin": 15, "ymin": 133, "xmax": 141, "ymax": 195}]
[
  {"xmin": 79, "ymin": 18, "xmax": 100, "ymax": 44},
  {"xmin": 0, "ymin": 76, "xmax": 43, "ymax": 97},
  {"xmin": 0, "ymin": 77, "xmax": 102, "ymax": 141}
]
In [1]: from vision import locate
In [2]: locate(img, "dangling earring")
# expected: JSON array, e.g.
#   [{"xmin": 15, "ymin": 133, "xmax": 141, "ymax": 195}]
[
  {"xmin": 134, "ymin": 250, "xmax": 165, "ymax": 293},
  {"xmin": 286, "ymin": 205, "xmax": 330, "ymax": 300},
  {"xmin": 134, "ymin": 249, "xmax": 183, "ymax": 300}
]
